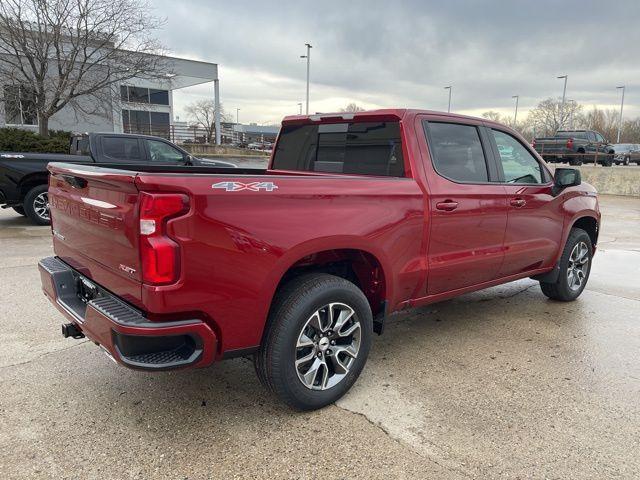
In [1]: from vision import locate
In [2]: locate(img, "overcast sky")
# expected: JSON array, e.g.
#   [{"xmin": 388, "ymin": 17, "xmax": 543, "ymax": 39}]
[{"xmin": 153, "ymin": 0, "xmax": 639, "ymax": 125}]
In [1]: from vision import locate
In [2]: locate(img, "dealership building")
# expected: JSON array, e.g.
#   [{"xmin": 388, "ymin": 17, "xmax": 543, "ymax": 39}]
[{"xmin": 1, "ymin": 54, "xmax": 223, "ymax": 144}]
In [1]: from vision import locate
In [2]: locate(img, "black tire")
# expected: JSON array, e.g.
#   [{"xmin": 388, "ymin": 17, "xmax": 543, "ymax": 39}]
[
  {"xmin": 601, "ymin": 158, "xmax": 613, "ymax": 167},
  {"xmin": 540, "ymin": 228, "xmax": 592, "ymax": 301},
  {"xmin": 12, "ymin": 206, "xmax": 26, "ymax": 216},
  {"xmin": 23, "ymin": 184, "xmax": 50, "ymax": 225},
  {"xmin": 623, "ymin": 156, "xmax": 630, "ymax": 166},
  {"xmin": 254, "ymin": 273, "xmax": 373, "ymax": 411}
]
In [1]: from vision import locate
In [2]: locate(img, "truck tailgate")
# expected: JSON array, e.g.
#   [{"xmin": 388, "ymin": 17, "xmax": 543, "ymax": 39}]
[{"xmin": 48, "ymin": 163, "xmax": 142, "ymax": 304}]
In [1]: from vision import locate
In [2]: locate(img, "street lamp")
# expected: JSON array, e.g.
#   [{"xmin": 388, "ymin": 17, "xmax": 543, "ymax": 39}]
[
  {"xmin": 297, "ymin": 103, "xmax": 302, "ymax": 115},
  {"xmin": 512, "ymin": 95, "xmax": 519, "ymax": 126},
  {"xmin": 558, "ymin": 75, "xmax": 568, "ymax": 126},
  {"xmin": 236, "ymin": 108, "xmax": 240, "ymax": 125},
  {"xmin": 616, "ymin": 85, "xmax": 625, "ymax": 143},
  {"xmin": 300, "ymin": 43, "xmax": 312, "ymax": 115},
  {"xmin": 444, "ymin": 86, "xmax": 452, "ymax": 113}
]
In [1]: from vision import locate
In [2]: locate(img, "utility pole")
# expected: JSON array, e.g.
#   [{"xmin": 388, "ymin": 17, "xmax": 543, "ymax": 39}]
[
  {"xmin": 236, "ymin": 108, "xmax": 240, "ymax": 125},
  {"xmin": 444, "ymin": 86, "xmax": 452, "ymax": 113},
  {"xmin": 616, "ymin": 85, "xmax": 625, "ymax": 143},
  {"xmin": 297, "ymin": 103, "xmax": 302, "ymax": 114},
  {"xmin": 512, "ymin": 95, "xmax": 519, "ymax": 126},
  {"xmin": 558, "ymin": 75, "xmax": 568, "ymax": 127},
  {"xmin": 214, "ymin": 79, "xmax": 221, "ymax": 145},
  {"xmin": 300, "ymin": 43, "xmax": 312, "ymax": 114}
]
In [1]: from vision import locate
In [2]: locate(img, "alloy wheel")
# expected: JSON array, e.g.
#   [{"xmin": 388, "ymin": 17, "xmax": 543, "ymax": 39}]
[
  {"xmin": 33, "ymin": 192, "xmax": 50, "ymax": 221},
  {"xmin": 295, "ymin": 303, "xmax": 361, "ymax": 390},
  {"xmin": 567, "ymin": 241, "xmax": 589, "ymax": 291}
]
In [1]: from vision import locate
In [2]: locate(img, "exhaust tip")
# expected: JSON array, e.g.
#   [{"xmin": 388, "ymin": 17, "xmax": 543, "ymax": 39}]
[{"xmin": 61, "ymin": 323, "xmax": 85, "ymax": 339}]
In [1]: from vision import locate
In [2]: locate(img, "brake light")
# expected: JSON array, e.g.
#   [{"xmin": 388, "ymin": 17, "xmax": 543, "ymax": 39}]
[
  {"xmin": 566, "ymin": 138, "xmax": 574, "ymax": 149},
  {"xmin": 139, "ymin": 192, "xmax": 189, "ymax": 285}
]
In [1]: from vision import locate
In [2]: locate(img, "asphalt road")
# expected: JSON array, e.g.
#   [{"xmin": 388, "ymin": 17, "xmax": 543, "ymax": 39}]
[{"xmin": 1, "ymin": 195, "xmax": 639, "ymax": 479}]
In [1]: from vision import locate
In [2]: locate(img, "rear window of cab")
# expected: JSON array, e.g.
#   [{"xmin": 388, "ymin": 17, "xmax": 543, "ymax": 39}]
[{"xmin": 272, "ymin": 121, "xmax": 405, "ymax": 177}]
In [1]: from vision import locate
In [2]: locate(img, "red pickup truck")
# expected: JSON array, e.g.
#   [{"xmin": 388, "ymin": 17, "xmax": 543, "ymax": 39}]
[{"xmin": 39, "ymin": 109, "xmax": 600, "ymax": 410}]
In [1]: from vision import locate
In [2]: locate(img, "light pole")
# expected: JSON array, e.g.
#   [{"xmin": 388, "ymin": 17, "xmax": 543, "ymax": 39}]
[
  {"xmin": 616, "ymin": 85, "xmax": 625, "ymax": 143},
  {"xmin": 297, "ymin": 103, "xmax": 302, "ymax": 114},
  {"xmin": 558, "ymin": 75, "xmax": 568, "ymax": 127},
  {"xmin": 444, "ymin": 86, "xmax": 452, "ymax": 112},
  {"xmin": 512, "ymin": 95, "xmax": 519, "ymax": 126},
  {"xmin": 300, "ymin": 43, "xmax": 312, "ymax": 114},
  {"xmin": 236, "ymin": 108, "xmax": 240, "ymax": 125}
]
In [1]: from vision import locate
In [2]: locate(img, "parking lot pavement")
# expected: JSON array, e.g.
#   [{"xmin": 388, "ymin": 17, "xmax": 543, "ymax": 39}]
[{"xmin": 1, "ymin": 195, "xmax": 639, "ymax": 479}]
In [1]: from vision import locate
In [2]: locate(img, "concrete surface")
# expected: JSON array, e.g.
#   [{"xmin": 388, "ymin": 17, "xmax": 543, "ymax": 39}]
[
  {"xmin": 566, "ymin": 165, "xmax": 640, "ymax": 197},
  {"xmin": 0, "ymin": 195, "xmax": 639, "ymax": 479}
]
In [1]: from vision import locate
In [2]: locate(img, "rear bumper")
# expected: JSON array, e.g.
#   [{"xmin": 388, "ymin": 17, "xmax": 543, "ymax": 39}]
[{"xmin": 38, "ymin": 256, "xmax": 217, "ymax": 371}]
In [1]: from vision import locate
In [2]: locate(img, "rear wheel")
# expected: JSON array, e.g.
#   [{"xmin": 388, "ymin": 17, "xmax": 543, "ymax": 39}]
[
  {"xmin": 540, "ymin": 228, "xmax": 592, "ymax": 301},
  {"xmin": 254, "ymin": 273, "xmax": 373, "ymax": 410},
  {"xmin": 623, "ymin": 156, "xmax": 630, "ymax": 166},
  {"xmin": 24, "ymin": 184, "xmax": 50, "ymax": 225}
]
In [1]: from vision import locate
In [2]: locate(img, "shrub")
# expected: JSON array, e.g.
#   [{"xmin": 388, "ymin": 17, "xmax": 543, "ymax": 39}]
[{"xmin": 0, "ymin": 128, "xmax": 71, "ymax": 153}]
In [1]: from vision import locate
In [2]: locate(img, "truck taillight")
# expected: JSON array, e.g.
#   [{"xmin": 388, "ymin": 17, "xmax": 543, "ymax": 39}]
[
  {"xmin": 139, "ymin": 192, "xmax": 189, "ymax": 285},
  {"xmin": 566, "ymin": 138, "xmax": 574, "ymax": 149}
]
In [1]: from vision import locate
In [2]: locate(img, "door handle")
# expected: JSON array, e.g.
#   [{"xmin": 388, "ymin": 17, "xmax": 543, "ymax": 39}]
[
  {"xmin": 435, "ymin": 200, "xmax": 458, "ymax": 211},
  {"xmin": 510, "ymin": 198, "xmax": 526, "ymax": 208}
]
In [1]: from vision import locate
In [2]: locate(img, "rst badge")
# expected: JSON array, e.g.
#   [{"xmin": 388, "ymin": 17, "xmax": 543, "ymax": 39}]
[{"xmin": 212, "ymin": 181, "xmax": 278, "ymax": 192}]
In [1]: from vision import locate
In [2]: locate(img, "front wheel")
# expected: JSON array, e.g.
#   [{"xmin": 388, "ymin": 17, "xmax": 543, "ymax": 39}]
[
  {"xmin": 254, "ymin": 273, "xmax": 373, "ymax": 410},
  {"xmin": 23, "ymin": 185, "xmax": 50, "ymax": 225},
  {"xmin": 540, "ymin": 228, "xmax": 592, "ymax": 301}
]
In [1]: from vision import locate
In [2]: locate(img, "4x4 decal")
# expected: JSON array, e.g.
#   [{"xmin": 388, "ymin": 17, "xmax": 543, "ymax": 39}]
[{"xmin": 212, "ymin": 181, "xmax": 278, "ymax": 192}]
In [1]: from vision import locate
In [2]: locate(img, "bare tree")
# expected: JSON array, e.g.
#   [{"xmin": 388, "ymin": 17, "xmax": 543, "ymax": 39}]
[
  {"xmin": 526, "ymin": 98, "xmax": 582, "ymax": 137},
  {"xmin": 0, "ymin": 0, "xmax": 170, "ymax": 136},
  {"xmin": 185, "ymin": 99, "xmax": 230, "ymax": 143},
  {"xmin": 579, "ymin": 107, "xmax": 619, "ymax": 141},
  {"xmin": 481, "ymin": 110, "xmax": 507, "ymax": 123},
  {"xmin": 340, "ymin": 103, "xmax": 365, "ymax": 113}
]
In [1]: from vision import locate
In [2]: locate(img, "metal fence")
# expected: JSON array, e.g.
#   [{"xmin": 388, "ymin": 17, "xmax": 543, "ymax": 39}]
[
  {"xmin": 534, "ymin": 143, "xmax": 616, "ymax": 166},
  {"xmin": 122, "ymin": 122, "xmax": 277, "ymax": 146}
]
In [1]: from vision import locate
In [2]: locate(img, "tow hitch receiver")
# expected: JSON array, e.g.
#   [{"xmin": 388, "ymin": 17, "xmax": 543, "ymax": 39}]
[{"xmin": 61, "ymin": 323, "xmax": 85, "ymax": 339}]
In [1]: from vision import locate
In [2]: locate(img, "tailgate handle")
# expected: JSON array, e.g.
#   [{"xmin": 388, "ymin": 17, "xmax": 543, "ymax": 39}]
[{"xmin": 60, "ymin": 174, "xmax": 87, "ymax": 189}]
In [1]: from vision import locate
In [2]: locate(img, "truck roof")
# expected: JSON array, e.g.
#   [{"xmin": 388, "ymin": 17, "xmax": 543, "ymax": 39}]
[{"xmin": 282, "ymin": 109, "xmax": 502, "ymax": 126}]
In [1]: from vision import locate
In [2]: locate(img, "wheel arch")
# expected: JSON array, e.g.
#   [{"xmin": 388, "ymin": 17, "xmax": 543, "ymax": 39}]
[
  {"xmin": 258, "ymin": 238, "xmax": 393, "ymax": 342},
  {"xmin": 571, "ymin": 215, "xmax": 599, "ymax": 247},
  {"xmin": 18, "ymin": 172, "xmax": 49, "ymax": 200}
]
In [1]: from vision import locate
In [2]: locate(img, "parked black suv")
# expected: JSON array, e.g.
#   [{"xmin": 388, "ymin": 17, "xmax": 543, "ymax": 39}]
[{"xmin": 612, "ymin": 143, "xmax": 640, "ymax": 165}]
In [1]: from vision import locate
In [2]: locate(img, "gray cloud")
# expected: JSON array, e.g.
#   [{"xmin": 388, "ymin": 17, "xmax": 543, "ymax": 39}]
[{"xmin": 155, "ymin": 0, "xmax": 640, "ymax": 122}]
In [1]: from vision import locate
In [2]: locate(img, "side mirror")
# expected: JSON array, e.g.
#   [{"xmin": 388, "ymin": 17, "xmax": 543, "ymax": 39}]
[{"xmin": 554, "ymin": 167, "xmax": 581, "ymax": 190}]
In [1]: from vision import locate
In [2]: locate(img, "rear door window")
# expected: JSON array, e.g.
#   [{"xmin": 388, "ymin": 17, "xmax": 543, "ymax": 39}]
[
  {"xmin": 101, "ymin": 137, "xmax": 143, "ymax": 163},
  {"xmin": 424, "ymin": 122, "xmax": 489, "ymax": 183},
  {"xmin": 272, "ymin": 122, "xmax": 405, "ymax": 177}
]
